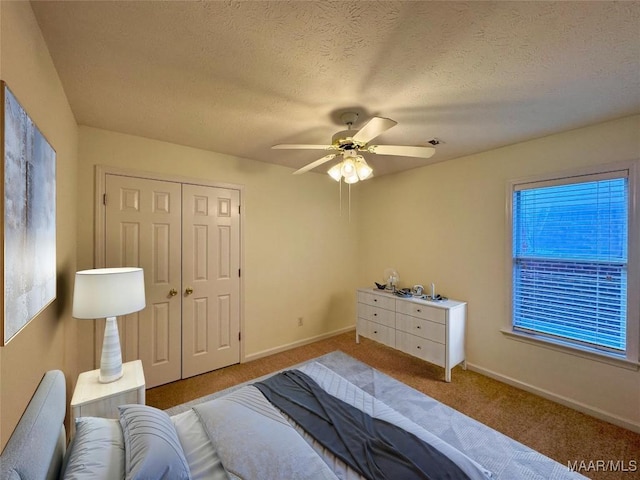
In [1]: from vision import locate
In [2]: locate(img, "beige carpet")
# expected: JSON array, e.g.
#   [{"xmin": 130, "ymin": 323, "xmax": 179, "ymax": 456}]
[{"xmin": 147, "ymin": 331, "xmax": 640, "ymax": 480}]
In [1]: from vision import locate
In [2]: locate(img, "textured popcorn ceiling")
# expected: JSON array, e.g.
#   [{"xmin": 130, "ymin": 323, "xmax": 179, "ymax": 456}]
[{"xmin": 31, "ymin": 1, "xmax": 640, "ymax": 176}]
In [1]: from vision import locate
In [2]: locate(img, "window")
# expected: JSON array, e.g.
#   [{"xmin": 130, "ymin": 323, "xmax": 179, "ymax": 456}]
[{"xmin": 509, "ymin": 165, "xmax": 638, "ymax": 363}]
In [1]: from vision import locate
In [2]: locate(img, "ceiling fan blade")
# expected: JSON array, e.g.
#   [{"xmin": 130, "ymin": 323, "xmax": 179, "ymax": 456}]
[
  {"xmin": 293, "ymin": 154, "xmax": 337, "ymax": 175},
  {"xmin": 352, "ymin": 117, "xmax": 397, "ymax": 144},
  {"xmin": 367, "ymin": 145, "xmax": 436, "ymax": 159},
  {"xmin": 272, "ymin": 144, "xmax": 335, "ymax": 150}
]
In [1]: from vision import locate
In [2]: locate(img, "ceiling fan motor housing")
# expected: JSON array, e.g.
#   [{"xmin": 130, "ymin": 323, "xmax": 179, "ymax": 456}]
[
  {"xmin": 331, "ymin": 112, "xmax": 362, "ymax": 149},
  {"xmin": 332, "ymin": 129, "xmax": 359, "ymax": 149}
]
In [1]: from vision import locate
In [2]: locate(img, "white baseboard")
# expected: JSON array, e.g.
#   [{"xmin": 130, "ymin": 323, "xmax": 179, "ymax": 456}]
[
  {"xmin": 466, "ymin": 362, "xmax": 640, "ymax": 434},
  {"xmin": 243, "ymin": 326, "xmax": 356, "ymax": 363}
]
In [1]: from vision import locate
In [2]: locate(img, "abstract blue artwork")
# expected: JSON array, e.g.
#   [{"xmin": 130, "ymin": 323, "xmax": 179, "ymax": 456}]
[{"xmin": 1, "ymin": 81, "xmax": 56, "ymax": 345}]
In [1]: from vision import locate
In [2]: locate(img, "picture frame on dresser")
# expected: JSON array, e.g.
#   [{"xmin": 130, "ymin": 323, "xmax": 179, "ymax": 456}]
[
  {"xmin": 0, "ymin": 80, "xmax": 56, "ymax": 345},
  {"xmin": 356, "ymin": 288, "xmax": 466, "ymax": 382}
]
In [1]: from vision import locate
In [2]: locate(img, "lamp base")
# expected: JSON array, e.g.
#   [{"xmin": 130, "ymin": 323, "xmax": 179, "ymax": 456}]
[
  {"xmin": 99, "ymin": 370, "xmax": 123, "ymax": 383},
  {"xmin": 99, "ymin": 316, "xmax": 123, "ymax": 383}
]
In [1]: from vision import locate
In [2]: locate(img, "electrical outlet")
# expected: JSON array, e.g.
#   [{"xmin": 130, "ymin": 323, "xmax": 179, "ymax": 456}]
[{"xmin": 298, "ymin": 317, "xmax": 303, "ymax": 327}]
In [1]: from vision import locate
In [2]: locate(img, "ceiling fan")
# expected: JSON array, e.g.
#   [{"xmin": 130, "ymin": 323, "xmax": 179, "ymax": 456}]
[{"xmin": 272, "ymin": 112, "xmax": 436, "ymax": 183}]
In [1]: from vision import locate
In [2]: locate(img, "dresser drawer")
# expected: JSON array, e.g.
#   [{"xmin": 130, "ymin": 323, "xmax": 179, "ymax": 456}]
[
  {"xmin": 357, "ymin": 291, "xmax": 395, "ymax": 311},
  {"xmin": 395, "ymin": 313, "xmax": 445, "ymax": 343},
  {"xmin": 396, "ymin": 331, "xmax": 445, "ymax": 367},
  {"xmin": 396, "ymin": 300, "xmax": 445, "ymax": 324},
  {"xmin": 358, "ymin": 303, "xmax": 395, "ymax": 328},
  {"xmin": 358, "ymin": 318, "xmax": 395, "ymax": 348}
]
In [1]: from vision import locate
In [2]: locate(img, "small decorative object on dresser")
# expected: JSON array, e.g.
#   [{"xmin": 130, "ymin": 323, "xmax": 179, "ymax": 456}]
[
  {"xmin": 70, "ymin": 359, "xmax": 146, "ymax": 435},
  {"xmin": 356, "ymin": 288, "xmax": 466, "ymax": 382}
]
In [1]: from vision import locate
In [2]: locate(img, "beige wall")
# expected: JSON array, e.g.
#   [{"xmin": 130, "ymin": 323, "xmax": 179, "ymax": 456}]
[
  {"xmin": 76, "ymin": 126, "xmax": 358, "ymax": 371},
  {"xmin": 358, "ymin": 115, "xmax": 640, "ymax": 430},
  {"xmin": 0, "ymin": 1, "xmax": 78, "ymax": 450}
]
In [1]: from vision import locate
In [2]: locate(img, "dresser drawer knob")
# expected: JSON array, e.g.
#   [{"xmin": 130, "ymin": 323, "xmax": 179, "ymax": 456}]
[
  {"xmin": 416, "ymin": 325, "xmax": 421, "ymax": 329},
  {"xmin": 417, "ymin": 345, "xmax": 422, "ymax": 349},
  {"xmin": 417, "ymin": 309, "xmax": 422, "ymax": 312},
  {"xmin": 374, "ymin": 299, "xmax": 378, "ymax": 302},
  {"xmin": 373, "ymin": 330, "xmax": 378, "ymax": 334},
  {"xmin": 374, "ymin": 313, "xmax": 377, "ymax": 316}
]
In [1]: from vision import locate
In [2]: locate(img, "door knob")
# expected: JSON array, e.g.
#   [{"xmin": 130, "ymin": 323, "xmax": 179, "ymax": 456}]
[
  {"xmin": 185, "ymin": 287, "xmax": 194, "ymax": 295},
  {"xmin": 169, "ymin": 288, "xmax": 178, "ymax": 297}
]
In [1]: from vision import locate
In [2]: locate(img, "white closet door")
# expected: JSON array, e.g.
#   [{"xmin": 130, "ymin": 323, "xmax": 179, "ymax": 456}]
[
  {"xmin": 104, "ymin": 174, "xmax": 183, "ymax": 388},
  {"xmin": 181, "ymin": 184, "xmax": 241, "ymax": 378}
]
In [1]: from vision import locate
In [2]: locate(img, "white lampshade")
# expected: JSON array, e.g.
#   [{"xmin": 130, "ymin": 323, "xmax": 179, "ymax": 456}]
[
  {"xmin": 327, "ymin": 163, "xmax": 342, "ymax": 182},
  {"xmin": 73, "ymin": 267, "xmax": 146, "ymax": 319},
  {"xmin": 355, "ymin": 157, "xmax": 373, "ymax": 180},
  {"xmin": 72, "ymin": 267, "xmax": 146, "ymax": 383},
  {"xmin": 344, "ymin": 172, "xmax": 359, "ymax": 184},
  {"xmin": 341, "ymin": 158, "xmax": 356, "ymax": 177}
]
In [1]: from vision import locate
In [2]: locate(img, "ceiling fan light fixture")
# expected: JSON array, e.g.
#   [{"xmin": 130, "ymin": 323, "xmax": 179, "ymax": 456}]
[
  {"xmin": 327, "ymin": 163, "xmax": 342, "ymax": 182},
  {"xmin": 341, "ymin": 158, "xmax": 356, "ymax": 177},
  {"xmin": 355, "ymin": 157, "xmax": 373, "ymax": 180},
  {"xmin": 344, "ymin": 172, "xmax": 359, "ymax": 184}
]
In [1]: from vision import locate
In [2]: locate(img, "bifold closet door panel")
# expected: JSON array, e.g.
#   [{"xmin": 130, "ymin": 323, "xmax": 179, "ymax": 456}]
[
  {"xmin": 181, "ymin": 184, "xmax": 241, "ymax": 378},
  {"xmin": 104, "ymin": 174, "xmax": 183, "ymax": 388}
]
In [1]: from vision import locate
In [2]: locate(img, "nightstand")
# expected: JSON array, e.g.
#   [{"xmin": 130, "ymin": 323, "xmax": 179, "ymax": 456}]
[{"xmin": 70, "ymin": 359, "xmax": 146, "ymax": 435}]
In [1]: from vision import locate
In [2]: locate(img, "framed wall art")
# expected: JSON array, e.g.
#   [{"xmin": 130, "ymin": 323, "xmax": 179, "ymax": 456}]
[{"xmin": 1, "ymin": 81, "xmax": 56, "ymax": 345}]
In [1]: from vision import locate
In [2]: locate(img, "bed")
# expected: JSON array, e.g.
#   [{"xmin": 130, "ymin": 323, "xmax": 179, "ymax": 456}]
[{"xmin": 0, "ymin": 351, "xmax": 587, "ymax": 480}]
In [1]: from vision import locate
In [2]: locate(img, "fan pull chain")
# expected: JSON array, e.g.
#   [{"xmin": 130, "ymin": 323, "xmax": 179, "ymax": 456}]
[
  {"xmin": 348, "ymin": 182, "xmax": 352, "ymax": 223},
  {"xmin": 339, "ymin": 177, "xmax": 342, "ymax": 217}
]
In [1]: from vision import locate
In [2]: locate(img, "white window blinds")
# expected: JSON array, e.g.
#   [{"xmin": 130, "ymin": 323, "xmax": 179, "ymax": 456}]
[{"xmin": 512, "ymin": 173, "xmax": 628, "ymax": 353}]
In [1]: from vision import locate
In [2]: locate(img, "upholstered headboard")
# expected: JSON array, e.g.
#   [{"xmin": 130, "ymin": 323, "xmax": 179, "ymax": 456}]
[{"xmin": 0, "ymin": 370, "xmax": 67, "ymax": 480}]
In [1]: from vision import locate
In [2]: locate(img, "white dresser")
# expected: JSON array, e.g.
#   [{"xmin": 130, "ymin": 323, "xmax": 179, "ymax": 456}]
[{"xmin": 356, "ymin": 288, "xmax": 466, "ymax": 382}]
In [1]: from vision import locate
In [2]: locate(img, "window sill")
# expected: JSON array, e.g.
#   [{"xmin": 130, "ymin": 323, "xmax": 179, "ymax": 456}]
[{"xmin": 500, "ymin": 328, "xmax": 639, "ymax": 371}]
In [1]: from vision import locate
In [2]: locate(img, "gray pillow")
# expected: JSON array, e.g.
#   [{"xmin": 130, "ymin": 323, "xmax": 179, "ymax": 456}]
[
  {"xmin": 62, "ymin": 417, "xmax": 125, "ymax": 479},
  {"xmin": 118, "ymin": 404, "xmax": 191, "ymax": 480}
]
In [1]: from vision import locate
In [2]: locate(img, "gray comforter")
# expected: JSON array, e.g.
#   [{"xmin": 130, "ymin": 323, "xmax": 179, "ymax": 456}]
[{"xmin": 193, "ymin": 362, "xmax": 492, "ymax": 480}]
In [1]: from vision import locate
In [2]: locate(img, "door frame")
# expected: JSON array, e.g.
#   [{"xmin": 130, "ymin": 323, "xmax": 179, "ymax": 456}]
[{"xmin": 94, "ymin": 164, "xmax": 246, "ymax": 365}]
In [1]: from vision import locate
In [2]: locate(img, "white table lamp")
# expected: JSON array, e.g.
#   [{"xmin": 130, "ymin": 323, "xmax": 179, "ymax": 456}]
[{"xmin": 72, "ymin": 267, "xmax": 146, "ymax": 383}]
